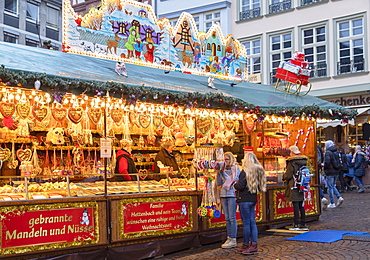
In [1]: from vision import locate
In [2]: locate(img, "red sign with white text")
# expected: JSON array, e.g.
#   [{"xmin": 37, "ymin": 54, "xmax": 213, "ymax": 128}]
[
  {"xmin": 123, "ymin": 200, "xmax": 190, "ymax": 234},
  {"xmin": 274, "ymin": 189, "xmax": 316, "ymax": 218},
  {"xmin": 0, "ymin": 207, "xmax": 96, "ymax": 249},
  {"xmin": 210, "ymin": 194, "xmax": 261, "ymax": 225}
]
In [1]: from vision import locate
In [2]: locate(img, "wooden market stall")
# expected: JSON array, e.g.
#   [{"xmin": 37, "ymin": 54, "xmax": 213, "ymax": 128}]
[{"xmin": 0, "ymin": 1, "xmax": 357, "ymax": 258}]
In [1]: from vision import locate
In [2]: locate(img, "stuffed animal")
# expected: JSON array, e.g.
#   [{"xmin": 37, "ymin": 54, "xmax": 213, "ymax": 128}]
[{"xmin": 46, "ymin": 128, "xmax": 65, "ymax": 145}]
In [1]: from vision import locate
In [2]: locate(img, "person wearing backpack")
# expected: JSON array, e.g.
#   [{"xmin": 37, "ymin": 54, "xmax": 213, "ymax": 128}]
[
  {"xmin": 324, "ymin": 140, "xmax": 344, "ymax": 208},
  {"xmin": 283, "ymin": 145, "xmax": 309, "ymax": 231},
  {"xmin": 115, "ymin": 140, "xmax": 137, "ymax": 181},
  {"xmin": 352, "ymin": 145, "xmax": 366, "ymax": 193}
]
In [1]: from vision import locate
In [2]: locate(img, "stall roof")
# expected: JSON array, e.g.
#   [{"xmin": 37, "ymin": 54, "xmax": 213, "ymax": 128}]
[{"xmin": 0, "ymin": 42, "xmax": 352, "ymax": 111}]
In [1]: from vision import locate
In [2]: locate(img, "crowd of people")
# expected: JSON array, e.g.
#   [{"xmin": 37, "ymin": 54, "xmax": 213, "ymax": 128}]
[
  {"xmin": 319, "ymin": 141, "xmax": 368, "ymax": 210},
  {"xmin": 115, "ymin": 137, "xmax": 368, "ymax": 255}
]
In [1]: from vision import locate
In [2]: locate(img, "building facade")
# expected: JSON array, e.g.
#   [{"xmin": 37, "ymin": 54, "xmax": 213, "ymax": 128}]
[
  {"xmin": 231, "ymin": 0, "xmax": 370, "ymax": 147},
  {"xmin": 156, "ymin": 0, "xmax": 232, "ymax": 35},
  {"xmin": 1, "ymin": 0, "xmax": 62, "ymax": 49}
]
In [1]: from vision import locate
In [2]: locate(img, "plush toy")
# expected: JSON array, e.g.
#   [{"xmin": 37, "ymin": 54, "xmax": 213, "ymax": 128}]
[
  {"xmin": 46, "ymin": 128, "xmax": 65, "ymax": 145},
  {"xmin": 174, "ymin": 132, "xmax": 186, "ymax": 147}
]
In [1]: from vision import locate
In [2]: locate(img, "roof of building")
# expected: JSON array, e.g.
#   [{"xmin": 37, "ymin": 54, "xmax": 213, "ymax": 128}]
[{"xmin": 0, "ymin": 42, "xmax": 356, "ymax": 119}]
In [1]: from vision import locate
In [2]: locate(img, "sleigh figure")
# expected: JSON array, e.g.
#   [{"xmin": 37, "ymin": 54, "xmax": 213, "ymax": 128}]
[{"xmin": 274, "ymin": 51, "xmax": 312, "ymax": 96}]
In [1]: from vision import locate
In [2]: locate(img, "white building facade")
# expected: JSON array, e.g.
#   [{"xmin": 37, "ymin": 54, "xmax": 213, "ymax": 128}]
[
  {"xmin": 230, "ymin": 0, "xmax": 370, "ymax": 146},
  {"xmin": 156, "ymin": 0, "xmax": 232, "ymax": 35},
  {"xmin": 0, "ymin": 0, "xmax": 63, "ymax": 49}
]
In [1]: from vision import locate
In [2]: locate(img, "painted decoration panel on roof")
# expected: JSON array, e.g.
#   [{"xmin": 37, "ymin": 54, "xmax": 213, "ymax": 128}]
[{"xmin": 62, "ymin": 0, "xmax": 247, "ymax": 81}]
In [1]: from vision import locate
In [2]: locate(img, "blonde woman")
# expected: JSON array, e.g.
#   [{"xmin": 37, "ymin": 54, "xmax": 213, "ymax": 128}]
[
  {"xmin": 234, "ymin": 153, "xmax": 266, "ymax": 255},
  {"xmin": 216, "ymin": 152, "xmax": 240, "ymax": 249}
]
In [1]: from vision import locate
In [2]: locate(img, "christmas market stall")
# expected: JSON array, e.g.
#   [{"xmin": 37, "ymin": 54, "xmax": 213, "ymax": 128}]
[{"xmin": 0, "ymin": 1, "xmax": 357, "ymax": 259}]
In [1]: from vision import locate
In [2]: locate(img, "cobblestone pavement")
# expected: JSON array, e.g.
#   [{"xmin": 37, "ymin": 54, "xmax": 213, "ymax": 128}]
[{"xmin": 161, "ymin": 189, "xmax": 370, "ymax": 260}]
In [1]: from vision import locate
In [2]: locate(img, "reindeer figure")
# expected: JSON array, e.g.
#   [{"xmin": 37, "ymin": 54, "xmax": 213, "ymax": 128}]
[{"xmin": 107, "ymin": 34, "xmax": 120, "ymax": 55}]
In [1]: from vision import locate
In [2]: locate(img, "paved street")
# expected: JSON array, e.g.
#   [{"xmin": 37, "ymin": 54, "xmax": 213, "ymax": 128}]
[{"xmin": 161, "ymin": 188, "xmax": 370, "ymax": 260}]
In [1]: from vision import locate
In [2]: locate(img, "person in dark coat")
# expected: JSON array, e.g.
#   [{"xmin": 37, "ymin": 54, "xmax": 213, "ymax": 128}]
[
  {"xmin": 338, "ymin": 147, "xmax": 348, "ymax": 193},
  {"xmin": 352, "ymin": 145, "xmax": 366, "ymax": 193},
  {"xmin": 283, "ymin": 145, "xmax": 309, "ymax": 231},
  {"xmin": 234, "ymin": 152, "xmax": 266, "ymax": 255},
  {"xmin": 324, "ymin": 140, "xmax": 344, "ymax": 208},
  {"xmin": 344, "ymin": 149, "xmax": 355, "ymax": 191},
  {"xmin": 154, "ymin": 139, "xmax": 179, "ymax": 173}
]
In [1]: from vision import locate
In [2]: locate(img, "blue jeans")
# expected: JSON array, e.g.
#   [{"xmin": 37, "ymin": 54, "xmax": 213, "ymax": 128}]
[
  {"xmin": 326, "ymin": 175, "xmax": 341, "ymax": 204},
  {"xmin": 354, "ymin": 176, "xmax": 364, "ymax": 186},
  {"xmin": 221, "ymin": 197, "xmax": 237, "ymax": 238},
  {"xmin": 239, "ymin": 202, "xmax": 258, "ymax": 244}
]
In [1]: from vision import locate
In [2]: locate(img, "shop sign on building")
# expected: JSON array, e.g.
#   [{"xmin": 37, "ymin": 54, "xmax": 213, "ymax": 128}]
[
  {"xmin": 119, "ymin": 196, "xmax": 192, "ymax": 238},
  {"xmin": 327, "ymin": 94, "xmax": 370, "ymax": 107},
  {"xmin": 0, "ymin": 202, "xmax": 99, "ymax": 254}
]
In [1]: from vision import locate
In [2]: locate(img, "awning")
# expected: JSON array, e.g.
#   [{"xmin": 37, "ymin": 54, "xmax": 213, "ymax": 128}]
[
  {"xmin": 317, "ymin": 119, "xmax": 355, "ymax": 128},
  {"xmin": 0, "ymin": 42, "xmax": 356, "ymax": 118}
]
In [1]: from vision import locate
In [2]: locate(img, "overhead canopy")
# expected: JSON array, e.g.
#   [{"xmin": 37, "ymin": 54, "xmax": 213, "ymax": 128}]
[{"xmin": 0, "ymin": 42, "xmax": 356, "ymax": 119}]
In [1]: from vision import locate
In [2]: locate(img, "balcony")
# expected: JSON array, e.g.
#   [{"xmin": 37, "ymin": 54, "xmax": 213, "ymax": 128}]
[
  {"xmin": 337, "ymin": 59, "xmax": 365, "ymax": 75},
  {"xmin": 239, "ymin": 8, "xmax": 261, "ymax": 21},
  {"xmin": 309, "ymin": 63, "xmax": 327, "ymax": 78},
  {"xmin": 300, "ymin": 0, "xmax": 327, "ymax": 6},
  {"xmin": 269, "ymin": 0, "xmax": 292, "ymax": 14}
]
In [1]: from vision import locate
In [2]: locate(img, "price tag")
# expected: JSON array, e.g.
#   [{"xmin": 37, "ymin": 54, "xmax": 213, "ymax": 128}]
[{"xmin": 100, "ymin": 138, "xmax": 112, "ymax": 158}]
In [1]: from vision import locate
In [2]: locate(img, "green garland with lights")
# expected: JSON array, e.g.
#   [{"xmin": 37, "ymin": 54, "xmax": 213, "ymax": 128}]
[{"xmin": 0, "ymin": 65, "xmax": 357, "ymax": 120}]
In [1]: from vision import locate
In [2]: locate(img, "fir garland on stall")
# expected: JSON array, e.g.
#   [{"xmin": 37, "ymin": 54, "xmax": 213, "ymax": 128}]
[{"xmin": 0, "ymin": 65, "xmax": 357, "ymax": 120}]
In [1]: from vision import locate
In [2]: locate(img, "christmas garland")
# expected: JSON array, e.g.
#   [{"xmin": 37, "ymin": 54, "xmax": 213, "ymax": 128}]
[{"xmin": 0, "ymin": 65, "xmax": 358, "ymax": 120}]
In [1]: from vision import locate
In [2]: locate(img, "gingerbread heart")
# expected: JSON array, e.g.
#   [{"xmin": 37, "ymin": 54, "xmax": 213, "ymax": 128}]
[
  {"xmin": 196, "ymin": 117, "xmax": 213, "ymax": 135},
  {"xmin": 88, "ymin": 107, "xmax": 102, "ymax": 125},
  {"xmin": 16, "ymin": 103, "xmax": 31, "ymax": 119},
  {"xmin": 16, "ymin": 148, "xmax": 32, "ymax": 162},
  {"xmin": 0, "ymin": 148, "xmax": 11, "ymax": 162},
  {"xmin": 243, "ymin": 117, "xmax": 256, "ymax": 135},
  {"xmin": 0, "ymin": 102, "xmax": 15, "ymax": 118},
  {"xmin": 52, "ymin": 107, "xmax": 67, "ymax": 122},
  {"xmin": 177, "ymin": 115, "xmax": 185, "ymax": 129},
  {"xmin": 111, "ymin": 108, "xmax": 124, "ymax": 123},
  {"xmin": 33, "ymin": 105, "xmax": 50, "ymax": 122},
  {"xmin": 224, "ymin": 120, "xmax": 235, "ymax": 131},
  {"xmin": 162, "ymin": 115, "xmax": 175, "ymax": 128},
  {"xmin": 129, "ymin": 112, "xmax": 140, "ymax": 128},
  {"xmin": 139, "ymin": 114, "xmax": 151, "ymax": 129},
  {"xmin": 213, "ymin": 118, "xmax": 221, "ymax": 131},
  {"xmin": 153, "ymin": 115, "xmax": 162, "ymax": 128},
  {"xmin": 68, "ymin": 107, "xmax": 83, "ymax": 124}
]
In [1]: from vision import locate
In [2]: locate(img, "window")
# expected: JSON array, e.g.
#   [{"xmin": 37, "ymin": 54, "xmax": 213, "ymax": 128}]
[
  {"xmin": 204, "ymin": 11, "xmax": 221, "ymax": 31},
  {"xmin": 243, "ymin": 38, "xmax": 261, "ymax": 75},
  {"xmin": 193, "ymin": 15, "xmax": 200, "ymax": 31},
  {"xmin": 269, "ymin": 0, "xmax": 292, "ymax": 14},
  {"xmin": 5, "ymin": 0, "xmax": 18, "ymax": 14},
  {"xmin": 4, "ymin": 32, "xmax": 18, "ymax": 43},
  {"xmin": 336, "ymin": 17, "xmax": 364, "ymax": 74},
  {"xmin": 239, "ymin": 0, "xmax": 261, "ymax": 21},
  {"xmin": 269, "ymin": 32, "xmax": 292, "ymax": 83},
  {"xmin": 302, "ymin": 25, "xmax": 327, "ymax": 77},
  {"xmin": 26, "ymin": 1, "xmax": 39, "ymax": 22},
  {"xmin": 47, "ymin": 6, "xmax": 59, "ymax": 28},
  {"xmin": 26, "ymin": 38, "xmax": 39, "ymax": 47}
]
